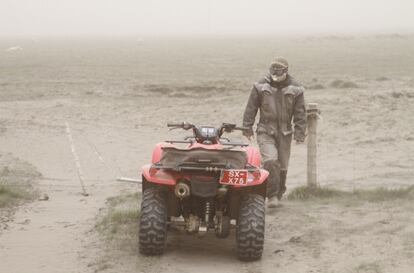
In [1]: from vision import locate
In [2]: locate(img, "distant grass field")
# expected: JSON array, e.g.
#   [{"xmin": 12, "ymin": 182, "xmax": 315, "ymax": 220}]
[{"xmin": 1, "ymin": 35, "xmax": 413, "ymax": 101}]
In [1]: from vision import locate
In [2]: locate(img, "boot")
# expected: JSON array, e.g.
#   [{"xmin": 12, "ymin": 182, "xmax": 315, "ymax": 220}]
[
  {"xmin": 276, "ymin": 170, "xmax": 287, "ymax": 200},
  {"xmin": 267, "ymin": 195, "xmax": 280, "ymax": 208},
  {"xmin": 263, "ymin": 160, "xmax": 281, "ymax": 199}
]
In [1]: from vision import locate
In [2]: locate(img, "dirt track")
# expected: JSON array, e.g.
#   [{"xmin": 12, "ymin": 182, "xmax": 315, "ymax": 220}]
[{"xmin": 0, "ymin": 36, "xmax": 413, "ymax": 272}]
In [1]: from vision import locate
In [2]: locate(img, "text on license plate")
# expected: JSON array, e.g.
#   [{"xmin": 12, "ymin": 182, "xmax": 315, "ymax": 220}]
[{"xmin": 219, "ymin": 170, "xmax": 248, "ymax": 185}]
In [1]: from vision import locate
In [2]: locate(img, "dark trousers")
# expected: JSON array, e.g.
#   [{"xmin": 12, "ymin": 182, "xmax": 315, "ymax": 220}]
[{"xmin": 257, "ymin": 132, "xmax": 292, "ymax": 199}]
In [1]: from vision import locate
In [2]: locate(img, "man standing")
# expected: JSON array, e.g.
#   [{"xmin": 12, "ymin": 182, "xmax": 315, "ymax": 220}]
[{"xmin": 242, "ymin": 57, "xmax": 307, "ymax": 208}]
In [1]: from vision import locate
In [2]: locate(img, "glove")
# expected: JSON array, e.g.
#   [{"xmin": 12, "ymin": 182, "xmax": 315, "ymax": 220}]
[
  {"xmin": 294, "ymin": 136, "xmax": 305, "ymax": 144},
  {"xmin": 294, "ymin": 131, "xmax": 306, "ymax": 144},
  {"xmin": 242, "ymin": 127, "xmax": 254, "ymax": 140}
]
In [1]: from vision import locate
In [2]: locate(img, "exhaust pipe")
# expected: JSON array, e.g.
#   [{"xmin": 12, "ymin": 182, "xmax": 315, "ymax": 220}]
[{"xmin": 175, "ymin": 182, "xmax": 190, "ymax": 198}]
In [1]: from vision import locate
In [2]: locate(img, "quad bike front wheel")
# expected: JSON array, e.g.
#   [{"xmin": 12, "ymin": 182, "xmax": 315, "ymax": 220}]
[
  {"xmin": 236, "ymin": 194, "xmax": 265, "ymax": 261},
  {"xmin": 139, "ymin": 187, "xmax": 168, "ymax": 255}
]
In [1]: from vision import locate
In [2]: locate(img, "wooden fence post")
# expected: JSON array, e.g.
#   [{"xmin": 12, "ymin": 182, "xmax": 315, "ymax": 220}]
[{"xmin": 307, "ymin": 103, "xmax": 319, "ymax": 187}]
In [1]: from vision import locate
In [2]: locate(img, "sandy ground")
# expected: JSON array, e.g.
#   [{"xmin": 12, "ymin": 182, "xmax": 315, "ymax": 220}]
[{"xmin": 0, "ymin": 36, "xmax": 413, "ymax": 272}]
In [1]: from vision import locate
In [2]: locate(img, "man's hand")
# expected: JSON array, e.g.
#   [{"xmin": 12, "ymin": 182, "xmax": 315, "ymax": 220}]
[
  {"xmin": 295, "ymin": 139, "xmax": 304, "ymax": 144},
  {"xmin": 242, "ymin": 127, "xmax": 254, "ymax": 141},
  {"xmin": 294, "ymin": 133, "xmax": 306, "ymax": 145},
  {"xmin": 294, "ymin": 135, "xmax": 305, "ymax": 144}
]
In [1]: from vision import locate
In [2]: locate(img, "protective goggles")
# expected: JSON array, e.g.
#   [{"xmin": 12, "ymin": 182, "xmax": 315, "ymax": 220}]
[{"xmin": 270, "ymin": 67, "xmax": 287, "ymax": 76}]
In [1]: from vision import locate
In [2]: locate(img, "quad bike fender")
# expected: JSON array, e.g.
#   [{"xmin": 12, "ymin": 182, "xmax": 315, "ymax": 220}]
[
  {"xmin": 142, "ymin": 164, "xmax": 176, "ymax": 186},
  {"xmin": 254, "ymin": 169, "xmax": 269, "ymax": 185},
  {"xmin": 244, "ymin": 146, "xmax": 261, "ymax": 168},
  {"xmin": 151, "ymin": 142, "xmax": 174, "ymax": 164},
  {"xmin": 233, "ymin": 169, "xmax": 268, "ymax": 188}
]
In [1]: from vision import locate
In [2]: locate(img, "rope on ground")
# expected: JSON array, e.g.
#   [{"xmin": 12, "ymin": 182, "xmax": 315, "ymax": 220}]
[{"xmin": 65, "ymin": 122, "xmax": 89, "ymax": 196}]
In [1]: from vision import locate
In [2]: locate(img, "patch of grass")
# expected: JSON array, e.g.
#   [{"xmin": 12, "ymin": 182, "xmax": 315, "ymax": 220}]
[
  {"xmin": 0, "ymin": 153, "xmax": 40, "ymax": 208},
  {"xmin": 101, "ymin": 210, "xmax": 140, "ymax": 235},
  {"xmin": 306, "ymin": 83, "xmax": 326, "ymax": 90},
  {"xmin": 87, "ymin": 257, "xmax": 113, "ymax": 273},
  {"xmin": 375, "ymin": 76, "xmax": 390, "ymax": 82},
  {"xmin": 94, "ymin": 262, "xmax": 112, "ymax": 273},
  {"xmin": 287, "ymin": 185, "xmax": 414, "ymax": 202},
  {"xmin": 106, "ymin": 192, "xmax": 140, "ymax": 207},
  {"xmin": 354, "ymin": 262, "xmax": 382, "ymax": 273},
  {"xmin": 329, "ymin": 79, "xmax": 359, "ymax": 89},
  {"xmin": 287, "ymin": 185, "xmax": 349, "ymax": 200},
  {"xmin": 96, "ymin": 192, "xmax": 141, "ymax": 251},
  {"xmin": 0, "ymin": 183, "xmax": 35, "ymax": 208},
  {"xmin": 353, "ymin": 186, "xmax": 414, "ymax": 202}
]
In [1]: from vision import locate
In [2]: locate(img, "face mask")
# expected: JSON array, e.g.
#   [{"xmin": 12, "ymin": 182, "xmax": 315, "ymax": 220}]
[
  {"xmin": 271, "ymin": 72, "xmax": 287, "ymax": 82},
  {"xmin": 269, "ymin": 65, "xmax": 287, "ymax": 83}
]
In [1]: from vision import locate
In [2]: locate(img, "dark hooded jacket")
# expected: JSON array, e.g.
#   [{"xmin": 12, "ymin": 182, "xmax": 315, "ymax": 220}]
[{"xmin": 242, "ymin": 74, "xmax": 307, "ymax": 141}]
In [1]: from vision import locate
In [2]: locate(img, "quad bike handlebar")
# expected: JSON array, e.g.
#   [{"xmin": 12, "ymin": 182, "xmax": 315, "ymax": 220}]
[
  {"xmin": 167, "ymin": 122, "xmax": 249, "ymax": 133},
  {"xmin": 166, "ymin": 122, "xmax": 249, "ymax": 144},
  {"xmin": 220, "ymin": 123, "xmax": 250, "ymax": 133},
  {"xmin": 167, "ymin": 122, "xmax": 194, "ymax": 130}
]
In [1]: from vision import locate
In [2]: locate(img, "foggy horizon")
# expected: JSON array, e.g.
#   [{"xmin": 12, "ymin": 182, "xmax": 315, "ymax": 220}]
[{"xmin": 2, "ymin": 0, "xmax": 414, "ymax": 38}]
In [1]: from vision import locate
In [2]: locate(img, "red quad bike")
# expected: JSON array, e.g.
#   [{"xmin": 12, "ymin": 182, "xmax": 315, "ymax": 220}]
[{"xmin": 139, "ymin": 122, "xmax": 269, "ymax": 261}]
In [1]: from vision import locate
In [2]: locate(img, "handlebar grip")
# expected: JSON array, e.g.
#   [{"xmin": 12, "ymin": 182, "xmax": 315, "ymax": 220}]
[
  {"xmin": 167, "ymin": 122, "xmax": 183, "ymax": 127},
  {"xmin": 235, "ymin": 126, "xmax": 251, "ymax": 131}
]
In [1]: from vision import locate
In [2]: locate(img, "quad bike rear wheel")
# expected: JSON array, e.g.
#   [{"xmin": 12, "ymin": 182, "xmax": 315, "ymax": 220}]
[
  {"xmin": 236, "ymin": 194, "xmax": 265, "ymax": 261},
  {"xmin": 139, "ymin": 187, "xmax": 168, "ymax": 255}
]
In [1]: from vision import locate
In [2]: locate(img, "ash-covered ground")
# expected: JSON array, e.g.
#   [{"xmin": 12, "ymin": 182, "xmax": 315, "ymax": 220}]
[{"xmin": 0, "ymin": 35, "xmax": 413, "ymax": 273}]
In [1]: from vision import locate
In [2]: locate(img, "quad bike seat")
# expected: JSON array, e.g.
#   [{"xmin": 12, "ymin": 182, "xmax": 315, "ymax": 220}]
[{"xmin": 159, "ymin": 146, "xmax": 247, "ymax": 170}]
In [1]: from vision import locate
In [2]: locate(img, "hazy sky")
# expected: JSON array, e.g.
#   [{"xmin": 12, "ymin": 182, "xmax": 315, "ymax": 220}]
[{"xmin": 1, "ymin": 0, "xmax": 414, "ymax": 37}]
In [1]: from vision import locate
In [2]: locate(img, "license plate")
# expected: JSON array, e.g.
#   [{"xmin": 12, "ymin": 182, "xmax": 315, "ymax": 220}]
[{"xmin": 219, "ymin": 170, "xmax": 248, "ymax": 185}]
